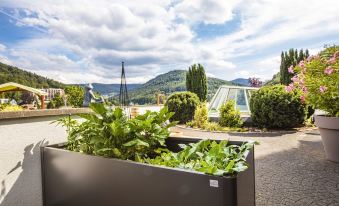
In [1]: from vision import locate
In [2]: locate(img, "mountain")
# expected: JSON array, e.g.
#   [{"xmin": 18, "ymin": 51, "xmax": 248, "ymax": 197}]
[
  {"xmin": 0, "ymin": 62, "xmax": 65, "ymax": 88},
  {"xmin": 129, "ymin": 70, "xmax": 236, "ymax": 104},
  {"xmin": 0, "ymin": 62, "xmax": 237, "ymax": 105},
  {"xmin": 231, "ymin": 78, "xmax": 250, "ymax": 86},
  {"xmin": 77, "ymin": 83, "xmax": 141, "ymax": 96}
]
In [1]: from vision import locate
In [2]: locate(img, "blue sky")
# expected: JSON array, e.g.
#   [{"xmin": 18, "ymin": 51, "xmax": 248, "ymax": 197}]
[{"xmin": 0, "ymin": 0, "xmax": 338, "ymax": 84}]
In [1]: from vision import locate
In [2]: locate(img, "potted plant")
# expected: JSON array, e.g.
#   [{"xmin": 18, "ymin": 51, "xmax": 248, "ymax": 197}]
[
  {"xmin": 287, "ymin": 45, "xmax": 339, "ymax": 162},
  {"xmin": 41, "ymin": 103, "xmax": 256, "ymax": 206}
]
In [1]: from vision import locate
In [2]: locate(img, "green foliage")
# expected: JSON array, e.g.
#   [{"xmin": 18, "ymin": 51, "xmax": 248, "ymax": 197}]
[
  {"xmin": 0, "ymin": 104, "xmax": 23, "ymax": 112},
  {"xmin": 219, "ymin": 100, "xmax": 243, "ymax": 127},
  {"xmin": 292, "ymin": 45, "xmax": 339, "ymax": 117},
  {"xmin": 55, "ymin": 103, "xmax": 176, "ymax": 160},
  {"xmin": 56, "ymin": 103, "xmax": 255, "ymax": 176},
  {"xmin": 187, "ymin": 103, "xmax": 208, "ymax": 128},
  {"xmin": 65, "ymin": 86, "xmax": 84, "ymax": 107},
  {"xmin": 265, "ymin": 72, "xmax": 281, "ymax": 85},
  {"xmin": 250, "ymin": 85, "xmax": 306, "ymax": 128},
  {"xmin": 280, "ymin": 49, "xmax": 309, "ymax": 85},
  {"xmin": 0, "ymin": 62, "xmax": 65, "ymax": 88},
  {"xmin": 165, "ymin": 92, "xmax": 200, "ymax": 124},
  {"xmin": 144, "ymin": 139, "xmax": 257, "ymax": 176},
  {"xmin": 129, "ymin": 70, "xmax": 187, "ymax": 104},
  {"xmin": 186, "ymin": 102, "xmax": 246, "ymax": 132},
  {"xmin": 128, "ymin": 70, "xmax": 235, "ymax": 104},
  {"xmin": 47, "ymin": 93, "xmax": 64, "ymax": 109},
  {"xmin": 186, "ymin": 64, "xmax": 208, "ymax": 101}
]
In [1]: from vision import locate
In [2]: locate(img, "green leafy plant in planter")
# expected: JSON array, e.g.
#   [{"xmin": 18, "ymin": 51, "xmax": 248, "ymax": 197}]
[
  {"xmin": 56, "ymin": 103, "xmax": 256, "ymax": 176},
  {"xmin": 55, "ymin": 103, "xmax": 176, "ymax": 160},
  {"xmin": 144, "ymin": 139, "xmax": 257, "ymax": 176}
]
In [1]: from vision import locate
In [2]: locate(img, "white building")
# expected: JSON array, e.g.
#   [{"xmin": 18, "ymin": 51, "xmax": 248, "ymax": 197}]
[{"xmin": 41, "ymin": 88, "xmax": 65, "ymax": 101}]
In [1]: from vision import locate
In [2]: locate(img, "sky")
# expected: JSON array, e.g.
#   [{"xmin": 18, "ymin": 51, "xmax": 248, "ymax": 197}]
[{"xmin": 0, "ymin": 0, "xmax": 338, "ymax": 84}]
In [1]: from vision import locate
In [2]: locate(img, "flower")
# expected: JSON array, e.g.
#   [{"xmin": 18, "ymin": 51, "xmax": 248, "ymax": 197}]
[
  {"xmin": 285, "ymin": 84, "xmax": 294, "ymax": 92},
  {"xmin": 327, "ymin": 57, "xmax": 336, "ymax": 64},
  {"xmin": 298, "ymin": 60, "xmax": 305, "ymax": 67},
  {"xmin": 291, "ymin": 75, "xmax": 299, "ymax": 83},
  {"xmin": 319, "ymin": 86, "xmax": 327, "ymax": 93},
  {"xmin": 302, "ymin": 86, "xmax": 308, "ymax": 93},
  {"xmin": 300, "ymin": 95, "xmax": 306, "ymax": 103},
  {"xmin": 334, "ymin": 51, "xmax": 339, "ymax": 59},
  {"xmin": 288, "ymin": 66, "xmax": 294, "ymax": 74},
  {"xmin": 324, "ymin": 66, "xmax": 334, "ymax": 75}
]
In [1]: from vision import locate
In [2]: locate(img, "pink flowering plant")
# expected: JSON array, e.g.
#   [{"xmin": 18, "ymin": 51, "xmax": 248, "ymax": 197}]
[{"xmin": 286, "ymin": 46, "xmax": 339, "ymax": 117}]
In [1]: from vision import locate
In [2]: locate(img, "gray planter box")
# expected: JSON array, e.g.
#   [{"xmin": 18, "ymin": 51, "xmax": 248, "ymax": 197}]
[{"xmin": 41, "ymin": 137, "xmax": 255, "ymax": 206}]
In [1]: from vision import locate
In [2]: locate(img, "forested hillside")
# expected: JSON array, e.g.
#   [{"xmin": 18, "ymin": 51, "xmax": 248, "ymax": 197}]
[
  {"xmin": 77, "ymin": 83, "xmax": 141, "ymax": 95},
  {"xmin": 0, "ymin": 62, "xmax": 239, "ymax": 105},
  {"xmin": 129, "ymin": 70, "xmax": 236, "ymax": 104},
  {"xmin": 0, "ymin": 62, "xmax": 65, "ymax": 88}
]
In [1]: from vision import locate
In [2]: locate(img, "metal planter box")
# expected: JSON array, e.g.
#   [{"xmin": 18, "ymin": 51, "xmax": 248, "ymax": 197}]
[{"xmin": 41, "ymin": 137, "xmax": 255, "ymax": 206}]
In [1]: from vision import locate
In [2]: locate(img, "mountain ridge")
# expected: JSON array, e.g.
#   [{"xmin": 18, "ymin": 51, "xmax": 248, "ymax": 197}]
[{"xmin": 0, "ymin": 61, "xmax": 241, "ymax": 104}]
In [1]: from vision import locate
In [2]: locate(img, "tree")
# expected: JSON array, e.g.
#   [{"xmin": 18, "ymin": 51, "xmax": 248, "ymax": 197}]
[
  {"xmin": 65, "ymin": 86, "xmax": 84, "ymax": 107},
  {"xmin": 248, "ymin": 77, "xmax": 262, "ymax": 87},
  {"xmin": 186, "ymin": 64, "xmax": 207, "ymax": 101},
  {"xmin": 280, "ymin": 49, "xmax": 309, "ymax": 85}
]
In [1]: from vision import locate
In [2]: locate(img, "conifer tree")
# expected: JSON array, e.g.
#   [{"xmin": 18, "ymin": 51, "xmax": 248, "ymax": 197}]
[
  {"xmin": 186, "ymin": 63, "xmax": 207, "ymax": 101},
  {"xmin": 280, "ymin": 48, "xmax": 309, "ymax": 85}
]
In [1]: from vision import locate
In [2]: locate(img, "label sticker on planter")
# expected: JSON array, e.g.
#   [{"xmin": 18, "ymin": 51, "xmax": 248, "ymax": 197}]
[{"xmin": 209, "ymin": 179, "xmax": 219, "ymax": 188}]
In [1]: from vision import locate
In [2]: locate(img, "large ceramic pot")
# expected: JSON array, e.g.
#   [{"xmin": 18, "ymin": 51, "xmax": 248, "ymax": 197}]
[{"xmin": 314, "ymin": 115, "xmax": 339, "ymax": 163}]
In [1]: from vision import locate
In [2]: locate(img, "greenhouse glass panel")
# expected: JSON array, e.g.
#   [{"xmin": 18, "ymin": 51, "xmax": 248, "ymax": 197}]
[
  {"xmin": 236, "ymin": 89, "xmax": 247, "ymax": 112},
  {"xmin": 208, "ymin": 85, "xmax": 259, "ymax": 117}
]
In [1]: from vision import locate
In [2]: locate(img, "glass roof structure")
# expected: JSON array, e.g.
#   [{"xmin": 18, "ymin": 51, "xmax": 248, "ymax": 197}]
[{"xmin": 208, "ymin": 85, "xmax": 259, "ymax": 117}]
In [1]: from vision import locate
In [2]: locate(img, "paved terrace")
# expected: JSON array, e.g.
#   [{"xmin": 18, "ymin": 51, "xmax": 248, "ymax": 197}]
[
  {"xmin": 173, "ymin": 126, "xmax": 339, "ymax": 206},
  {"xmin": 0, "ymin": 109, "xmax": 338, "ymax": 206}
]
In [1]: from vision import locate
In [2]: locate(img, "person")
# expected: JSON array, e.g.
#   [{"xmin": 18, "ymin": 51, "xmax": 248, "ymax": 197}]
[{"xmin": 83, "ymin": 84, "xmax": 104, "ymax": 107}]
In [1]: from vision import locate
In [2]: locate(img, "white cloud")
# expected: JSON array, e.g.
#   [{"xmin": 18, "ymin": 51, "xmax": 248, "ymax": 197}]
[
  {"xmin": 172, "ymin": 0, "xmax": 240, "ymax": 24},
  {"xmin": 0, "ymin": 43, "xmax": 6, "ymax": 52},
  {"xmin": 0, "ymin": 0, "xmax": 338, "ymax": 83}
]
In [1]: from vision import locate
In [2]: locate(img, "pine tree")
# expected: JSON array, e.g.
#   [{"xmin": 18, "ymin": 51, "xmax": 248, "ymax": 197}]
[
  {"xmin": 186, "ymin": 64, "xmax": 207, "ymax": 101},
  {"xmin": 280, "ymin": 48, "xmax": 309, "ymax": 85}
]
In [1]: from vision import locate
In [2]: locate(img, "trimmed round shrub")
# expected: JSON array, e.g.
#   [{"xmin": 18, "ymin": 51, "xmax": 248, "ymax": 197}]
[
  {"xmin": 165, "ymin": 92, "xmax": 200, "ymax": 123},
  {"xmin": 249, "ymin": 85, "xmax": 306, "ymax": 128},
  {"xmin": 219, "ymin": 100, "xmax": 243, "ymax": 128}
]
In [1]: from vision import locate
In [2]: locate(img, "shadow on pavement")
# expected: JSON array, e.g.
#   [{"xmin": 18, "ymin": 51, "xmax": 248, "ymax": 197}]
[{"xmin": 0, "ymin": 140, "xmax": 48, "ymax": 206}]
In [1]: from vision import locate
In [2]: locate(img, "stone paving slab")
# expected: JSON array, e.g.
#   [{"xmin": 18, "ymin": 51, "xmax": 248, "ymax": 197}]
[{"xmin": 171, "ymin": 126, "xmax": 339, "ymax": 206}]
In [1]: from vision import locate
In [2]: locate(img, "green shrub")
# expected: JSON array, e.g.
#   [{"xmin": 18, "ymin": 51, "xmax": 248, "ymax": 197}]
[
  {"xmin": 165, "ymin": 92, "xmax": 200, "ymax": 123},
  {"xmin": 187, "ymin": 103, "xmax": 208, "ymax": 128},
  {"xmin": 250, "ymin": 85, "xmax": 306, "ymax": 128},
  {"xmin": 65, "ymin": 86, "xmax": 84, "ymax": 107},
  {"xmin": 0, "ymin": 104, "xmax": 23, "ymax": 112},
  {"xmin": 47, "ymin": 93, "xmax": 64, "ymax": 109},
  {"xmin": 219, "ymin": 100, "xmax": 243, "ymax": 127}
]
